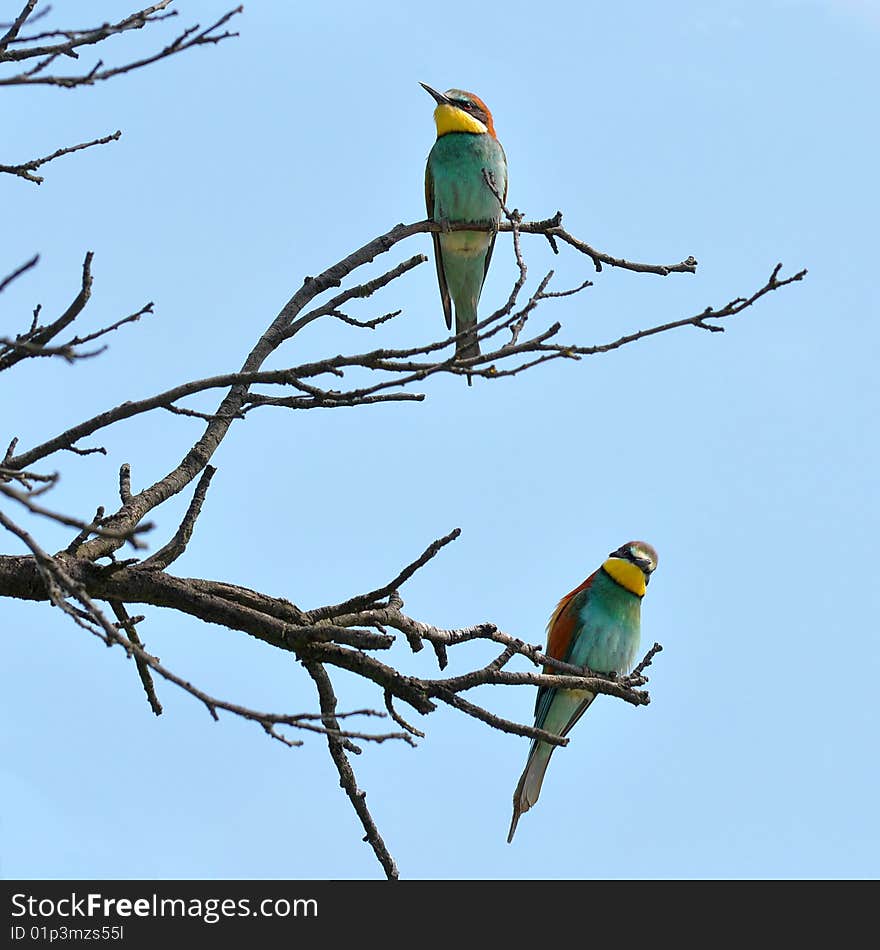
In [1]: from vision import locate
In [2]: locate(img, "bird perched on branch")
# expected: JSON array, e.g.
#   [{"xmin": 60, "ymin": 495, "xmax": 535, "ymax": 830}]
[
  {"xmin": 421, "ymin": 83, "xmax": 508, "ymax": 363},
  {"xmin": 507, "ymin": 540, "xmax": 659, "ymax": 843}
]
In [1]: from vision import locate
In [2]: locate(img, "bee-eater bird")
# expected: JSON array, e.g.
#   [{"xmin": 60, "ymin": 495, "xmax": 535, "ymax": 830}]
[
  {"xmin": 421, "ymin": 82, "xmax": 508, "ymax": 363},
  {"xmin": 507, "ymin": 540, "xmax": 659, "ymax": 843}
]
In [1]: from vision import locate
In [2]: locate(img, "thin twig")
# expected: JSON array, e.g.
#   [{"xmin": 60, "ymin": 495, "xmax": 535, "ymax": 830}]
[
  {"xmin": 136, "ymin": 465, "xmax": 216, "ymax": 571},
  {"xmin": 303, "ymin": 660, "xmax": 400, "ymax": 880},
  {"xmin": 0, "ymin": 131, "xmax": 120, "ymax": 184},
  {"xmin": 111, "ymin": 601, "xmax": 163, "ymax": 715},
  {"xmin": 0, "ymin": 254, "xmax": 39, "ymax": 294},
  {"xmin": 306, "ymin": 528, "xmax": 461, "ymax": 622}
]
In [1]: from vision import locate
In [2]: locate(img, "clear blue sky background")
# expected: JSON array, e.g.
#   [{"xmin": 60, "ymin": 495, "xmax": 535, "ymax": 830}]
[{"xmin": 2, "ymin": 0, "xmax": 878, "ymax": 880}]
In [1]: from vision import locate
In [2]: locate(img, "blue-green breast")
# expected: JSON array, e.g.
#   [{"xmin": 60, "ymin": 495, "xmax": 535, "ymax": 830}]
[
  {"xmin": 427, "ymin": 132, "xmax": 508, "ymax": 226},
  {"xmin": 566, "ymin": 571, "xmax": 643, "ymax": 675}
]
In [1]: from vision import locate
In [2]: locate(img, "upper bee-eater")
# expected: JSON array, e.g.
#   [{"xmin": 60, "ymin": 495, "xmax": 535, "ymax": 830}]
[
  {"xmin": 507, "ymin": 540, "xmax": 659, "ymax": 843},
  {"xmin": 421, "ymin": 83, "xmax": 508, "ymax": 362}
]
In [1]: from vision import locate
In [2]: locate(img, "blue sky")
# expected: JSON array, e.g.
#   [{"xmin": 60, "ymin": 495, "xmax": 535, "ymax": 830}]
[{"xmin": 1, "ymin": 0, "xmax": 878, "ymax": 880}]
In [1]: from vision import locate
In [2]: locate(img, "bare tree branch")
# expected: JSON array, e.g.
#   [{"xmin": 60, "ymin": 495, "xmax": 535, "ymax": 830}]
[
  {"xmin": 0, "ymin": 4, "xmax": 242, "ymax": 81},
  {"xmin": 1, "ymin": 3, "xmax": 176, "ymax": 58},
  {"xmin": 303, "ymin": 660, "xmax": 400, "ymax": 881},
  {"xmin": 1, "ymin": 254, "xmax": 153, "ymax": 370},
  {"xmin": 306, "ymin": 528, "xmax": 463, "ymax": 623},
  {"xmin": 0, "ymin": 254, "xmax": 39, "ymax": 294},
  {"xmin": 0, "ymin": 521, "xmax": 412, "ymax": 752},
  {"xmin": 0, "ymin": 0, "xmax": 39, "ymax": 53},
  {"xmin": 134, "ymin": 465, "xmax": 216, "ymax": 571},
  {"xmin": 0, "ymin": 251, "xmax": 93, "ymax": 370},
  {"xmin": 0, "ymin": 130, "xmax": 121, "ymax": 184},
  {"xmin": 1, "ymin": 4, "xmax": 242, "ymax": 184},
  {"xmin": 3, "ymin": 224, "xmax": 800, "ymax": 476},
  {"xmin": 111, "ymin": 600, "xmax": 163, "ymax": 716}
]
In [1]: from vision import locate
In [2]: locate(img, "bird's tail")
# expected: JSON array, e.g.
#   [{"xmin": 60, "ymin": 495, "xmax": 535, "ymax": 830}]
[
  {"xmin": 439, "ymin": 237, "xmax": 485, "ymax": 368},
  {"xmin": 454, "ymin": 303, "xmax": 480, "ymax": 361},
  {"xmin": 507, "ymin": 741, "xmax": 554, "ymax": 843}
]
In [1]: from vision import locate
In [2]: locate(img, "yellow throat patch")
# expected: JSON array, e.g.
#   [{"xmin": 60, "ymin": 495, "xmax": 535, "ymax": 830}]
[
  {"xmin": 602, "ymin": 557, "xmax": 647, "ymax": 597},
  {"xmin": 434, "ymin": 103, "xmax": 488, "ymax": 136}
]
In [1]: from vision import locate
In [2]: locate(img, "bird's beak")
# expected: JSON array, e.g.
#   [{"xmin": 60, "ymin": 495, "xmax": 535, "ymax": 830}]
[{"xmin": 420, "ymin": 82, "xmax": 452, "ymax": 106}]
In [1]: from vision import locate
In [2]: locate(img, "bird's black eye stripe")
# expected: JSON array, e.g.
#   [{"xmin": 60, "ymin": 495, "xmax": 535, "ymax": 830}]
[{"xmin": 452, "ymin": 100, "xmax": 487, "ymax": 124}]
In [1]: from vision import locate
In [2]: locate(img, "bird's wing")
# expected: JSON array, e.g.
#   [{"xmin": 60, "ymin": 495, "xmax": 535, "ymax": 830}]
[
  {"xmin": 557, "ymin": 692, "xmax": 598, "ymax": 738},
  {"xmin": 544, "ymin": 571, "xmax": 598, "ymax": 668},
  {"xmin": 534, "ymin": 570, "xmax": 599, "ymax": 722},
  {"xmin": 425, "ymin": 162, "xmax": 453, "ymax": 330},
  {"xmin": 479, "ymin": 148, "xmax": 509, "ymax": 293},
  {"xmin": 532, "ymin": 668, "xmax": 597, "ymax": 743},
  {"xmin": 481, "ymin": 234, "xmax": 498, "ymax": 294}
]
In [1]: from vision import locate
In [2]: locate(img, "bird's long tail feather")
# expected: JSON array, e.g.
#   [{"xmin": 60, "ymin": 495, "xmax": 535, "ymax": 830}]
[
  {"xmin": 439, "ymin": 242, "xmax": 483, "ymax": 363},
  {"xmin": 455, "ymin": 307, "xmax": 480, "ymax": 361},
  {"xmin": 507, "ymin": 741, "xmax": 554, "ymax": 843}
]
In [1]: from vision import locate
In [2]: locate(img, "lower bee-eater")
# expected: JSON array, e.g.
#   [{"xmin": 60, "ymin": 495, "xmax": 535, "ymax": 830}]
[
  {"xmin": 508, "ymin": 541, "xmax": 659, "ymax": 842},
  {"xmin": 421, "ymin": 83, "xmax": 508, "ymax": 363}
]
